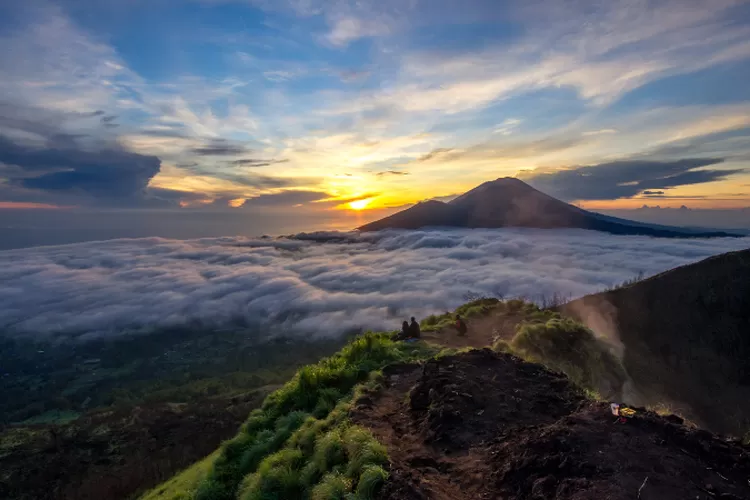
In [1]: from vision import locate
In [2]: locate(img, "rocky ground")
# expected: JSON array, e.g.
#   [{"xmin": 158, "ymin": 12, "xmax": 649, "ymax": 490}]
[{"xmin": 352, "ymin": 349, "xmax": 750, "ymax": 500}]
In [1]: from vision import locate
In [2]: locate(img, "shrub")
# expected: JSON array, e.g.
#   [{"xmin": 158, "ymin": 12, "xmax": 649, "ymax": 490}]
[
  {"xmin": 492, "ymin": 339, "xmax": 512, "ymax": 353},
  {"xmin": 313, "ymin": 430, "xmax": 347, "ymax": 472},
  {"xmin": 355, "ymin": 465, "xmax": 388, "ymax": 500},
  {"xmin": 511, "ymin": 318, "xmax": 627, "ymax": 398},
  {"xmin": 311, "ymin": 472, "xmax": 352, "ymax": 500}
]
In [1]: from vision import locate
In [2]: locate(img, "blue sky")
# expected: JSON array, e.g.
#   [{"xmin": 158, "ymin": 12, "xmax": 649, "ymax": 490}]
[{"xmin": 1, "ymin": 0, "xmax": 750, "ymax": 218}]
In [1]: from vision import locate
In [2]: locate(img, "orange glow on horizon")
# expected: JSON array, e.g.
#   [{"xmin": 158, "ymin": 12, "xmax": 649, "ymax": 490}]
[
  {"xmin": 348, "ymin": 198, "xmax": 374, "ymax": 210},
  {"xmin": 0, "ymin": 201, "xmax": 68, "ymax": 209}
]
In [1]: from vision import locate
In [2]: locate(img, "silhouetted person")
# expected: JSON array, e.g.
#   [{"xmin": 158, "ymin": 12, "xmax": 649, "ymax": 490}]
[
  {"xmin": 455, "ymin": 315, "xmax": 467, "ymax": 337},
  {"xmin": 409, "ymin": 317, "xmax": 421, "ymax": 339},
  {"xmin": 397, "ymin": 320, "xmax": 410, "ymax": 340}
]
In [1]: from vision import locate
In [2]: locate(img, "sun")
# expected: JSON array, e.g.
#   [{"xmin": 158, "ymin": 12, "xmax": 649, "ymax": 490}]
[{"xmin": 348, "ymin": 198, "xmax": 373, "ymax": 210}]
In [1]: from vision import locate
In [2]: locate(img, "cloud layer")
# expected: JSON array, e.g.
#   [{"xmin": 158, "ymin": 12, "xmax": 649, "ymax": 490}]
[{"xmin": 1, "ymin": 229, "xmax": 748, "ymax": 341}]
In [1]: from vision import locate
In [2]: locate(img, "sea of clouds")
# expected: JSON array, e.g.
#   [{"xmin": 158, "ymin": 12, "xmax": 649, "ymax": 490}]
[{"xmin": 1, "ymin": 228, "xmax": 748, "ymax": 341}]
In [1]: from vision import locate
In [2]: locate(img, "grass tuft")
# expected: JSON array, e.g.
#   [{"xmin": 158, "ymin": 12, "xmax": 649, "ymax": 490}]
[{"xmin": 511, "ymin": 317, "xmax": 627, "ymax": 398}]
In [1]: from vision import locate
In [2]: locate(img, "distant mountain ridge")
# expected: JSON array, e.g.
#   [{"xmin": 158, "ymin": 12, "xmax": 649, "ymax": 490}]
[{"xmin": 359, "ymin": 178, "xmax": 738, "ymax": 237}]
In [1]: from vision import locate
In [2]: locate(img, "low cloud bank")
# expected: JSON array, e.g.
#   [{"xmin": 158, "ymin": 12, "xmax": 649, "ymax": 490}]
[{"xmin": 1, "ymin": 228, "xmax": 748, "ymax": 341}]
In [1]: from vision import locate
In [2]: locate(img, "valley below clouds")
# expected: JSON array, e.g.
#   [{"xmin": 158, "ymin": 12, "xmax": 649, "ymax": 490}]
[{"xmin": 1, "ymin": 228, "xmax": 748, "ymax": 341}]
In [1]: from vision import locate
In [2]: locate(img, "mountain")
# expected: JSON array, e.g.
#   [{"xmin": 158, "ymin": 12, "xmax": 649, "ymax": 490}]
[
  {"xmin": 560, "ymin": 248, "xmax": 750, "ymax": 435},
  {"xmin": 359, "ymin": 177, "xmax": 738, "ymax": 237}
]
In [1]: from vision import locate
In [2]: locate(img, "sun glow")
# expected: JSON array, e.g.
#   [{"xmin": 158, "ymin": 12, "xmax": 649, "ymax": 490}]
[{"xmin": 348, "ymin": 198, "xmax": 373, "ymax": 210}]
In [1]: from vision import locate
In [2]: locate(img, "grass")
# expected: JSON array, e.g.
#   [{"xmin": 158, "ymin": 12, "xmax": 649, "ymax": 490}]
[
  {"xmin": 186, "ymin": 333, "xmax": 438, "ymax": 500},
  {"xmin": 421, "ymin": 298, "xmax": 503, "ymax": 332},
  {"xmin": 511, "ymin": 317, "xmax": 627, "ymax": 399},
  {"xmin": 140, "ymin": 451, "xmax": 219, "ymax": 500},
  {"xmin": 147, "ymin": 299, "xmax": 644, "ymax": 500}
]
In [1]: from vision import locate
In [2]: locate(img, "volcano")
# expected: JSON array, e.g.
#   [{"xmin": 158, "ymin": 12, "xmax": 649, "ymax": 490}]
[{"xmin": 359, "ymin": 177, "xmax": 737, "ymax": 237}]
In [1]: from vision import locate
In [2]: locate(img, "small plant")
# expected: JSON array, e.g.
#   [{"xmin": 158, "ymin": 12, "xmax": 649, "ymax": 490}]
[
  {"xmin": 355, "ymin": 465, "xmax": 389, "ymax": 500},
  {"xmin": 311, "ymin": 472, "xmax": 352, "ymax": 500}
]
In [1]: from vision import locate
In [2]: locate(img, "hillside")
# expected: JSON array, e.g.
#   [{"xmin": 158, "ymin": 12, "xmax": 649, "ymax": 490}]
[
  {"xmin": 143, "ymin": 297, "xmax": 750, "ymax": 500},
  {"xmin": 560, "ymin": 248, "xmax": 750, "ymax": 435},
  {"xmin": 359, "ymin": 178, "xmax": 737, "ymax": 237}
]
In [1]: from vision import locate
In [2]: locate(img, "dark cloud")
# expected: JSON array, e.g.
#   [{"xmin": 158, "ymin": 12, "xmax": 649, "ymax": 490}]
[
  {"xmin": 375, "ymin": 170, "xmax": 409, "ymax": 177},
  {"xmin": 101, "ymin": 115, "xmax": 119, "ymax": 128},
  {"xmin": 231, "ymin": 158, "xmax": 289, "ymax": 167},
  {"xmin": 241, "ymin": 190, "xmax": 330, "ymax": 208},
  {"xmin": 0, "ymin": 135, "xmax": 163, "ymax": 205},
  {"xmin": 142, "ymin": 128, "xmax": 191, "ymax": 138},
  {"xmin": 191, "ymin": 140, "xmax": 250, "ymax": 156},
  {"xmin": 641, "ymin": 190, "xmax": 665, "ymax": 196},
  {"xmin": 177, "ymin": 162, "xmax": 295, "ymax": 189},
  {"xmin": 521, "ymin": 158, "xmax": 741, "ymax": 200},
  {"xmin": 79, "ymin": 110, "xmax": 106, "ymax": 118}
]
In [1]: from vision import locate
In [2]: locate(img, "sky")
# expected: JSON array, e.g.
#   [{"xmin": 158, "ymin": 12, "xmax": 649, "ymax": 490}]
[{"xmin": 1, "ymin": 0, "xmax": 750, "ymax": 237}]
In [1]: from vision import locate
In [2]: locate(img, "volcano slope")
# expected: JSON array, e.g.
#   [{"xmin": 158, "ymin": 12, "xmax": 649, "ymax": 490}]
[
  {"xmin": 560, "ymin": 248, "xmax": 750, "ymax": 435},
  {"xmin": 353, "ymin": 349, "xmax": 750, "ymax": 500}
]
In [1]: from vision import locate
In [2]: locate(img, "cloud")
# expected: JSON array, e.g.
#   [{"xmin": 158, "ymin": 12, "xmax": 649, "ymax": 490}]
[
  {"xmin": 416, "ymin": 148, "xmax": 454, "ymax": 163},
  {"xmin": 176, "ymin": 162, "xmax": 298, "ymax": 190},
  {"xmin": 521, "ymin": 158, "xmax": 742, "ymax": 200},
  {"xmin": 232, "ymin": 158, "xmax": 289, "ymax": 167},
  {"xmin": 641, "ymin": 190, "xmax": 666, "ymax": 196},
  {"xmin": 1, "ymin": 228, "xmax": 748, "ymax": 341},
  {"xmin": 191, "ymin": 140, "xmax": 251, "ymax": 156},
  {"xmin": 0, "ymin": 135, "xmax": 165, "ymax": 205},
  {"xmin": 324, "ymin": 16, "xmax": 391, "ymax": 46},
  {"xmin": 375, "ymin": 170, "xmax": 409, "ymax": 177},
  {"xmin": 583, "ymin": 129, "xmax": 618, "ymax": 136},
  {"xmin": 240, "ymin": 190, "xmax": 330, "ymax": 207}
]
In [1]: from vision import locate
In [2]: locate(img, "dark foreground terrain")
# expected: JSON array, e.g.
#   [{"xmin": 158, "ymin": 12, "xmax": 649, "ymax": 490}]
[
  {"xmin": 353, "ymin": 350, "xmax": 750, "ymax": 500},
  {"xmin": 0, "ymin": 394, "xmax": 265, "ymax": 500}
]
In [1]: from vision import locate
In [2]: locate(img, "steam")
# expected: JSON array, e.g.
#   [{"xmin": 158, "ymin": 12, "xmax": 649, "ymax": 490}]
[{"xmin": 0, "ymin": 228, "xmax": 748, "ymax": 341}]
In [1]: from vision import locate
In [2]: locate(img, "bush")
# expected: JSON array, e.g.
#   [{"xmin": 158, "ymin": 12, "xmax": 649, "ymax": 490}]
[
  {"xmin": 511, "ymin": 318, "xmax": 627, "ymax": 398},
  {"xmin": 355, "ymin": 465, "xmax": 388, "ymax": 500},
  {"xmin": 492, "ymin": 339, "xmax": 512, "ymax": 353},
  {"xmin": 311, "ymin": 472, "xmax": 352, "ymax": 500}
]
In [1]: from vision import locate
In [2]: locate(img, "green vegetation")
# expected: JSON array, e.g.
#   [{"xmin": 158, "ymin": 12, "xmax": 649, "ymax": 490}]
[
  {"xmin": 141, "ymin": 452, "xmax": 220, "ymax": 500},
  {"xmin": 511, "ymin": 317, "xmax": 627, "ymax": 398},
  {"xmin": 422, "ymin": 298, "xmax": 504, "ymax": 332},
  {"xmin": 142, "ymin": 298, "xmax": 636, "ymax": 500},
  {"xmin": 0, "ymin": 331, "xmax": 347, "ymax": 424},
  {"xmin": 187, "ymin": 334, "xmax": 439, "ymax": 500}
]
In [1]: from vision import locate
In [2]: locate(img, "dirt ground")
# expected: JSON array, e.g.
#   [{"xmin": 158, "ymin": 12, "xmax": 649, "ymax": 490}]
[
  {"xmin": 351, "ymin": 349, "xmax": 750, "ymax": 500},
  {"xmin": 420, "ymin": 310, "xmax": 526, "ymax": 350}
]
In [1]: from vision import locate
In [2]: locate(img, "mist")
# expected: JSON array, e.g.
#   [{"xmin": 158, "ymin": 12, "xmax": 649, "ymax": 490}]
[{"xmin": 1, "ymin": 228, "xmax": 748, "ymax": 341}]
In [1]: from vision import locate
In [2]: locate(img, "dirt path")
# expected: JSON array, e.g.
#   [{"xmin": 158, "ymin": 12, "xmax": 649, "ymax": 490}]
[
  {"xmin": 420, "ymin": 311, "xmax": 526, "ymax": 350},
  {"xmin": 351, "ymin": 350, "xmax": 750, "ymax": 500}
]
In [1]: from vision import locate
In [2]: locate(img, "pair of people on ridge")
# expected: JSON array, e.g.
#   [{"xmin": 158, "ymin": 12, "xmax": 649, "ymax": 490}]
[
  {"xmin": 399, "ymin": 317, "xmax": 421, "ymax": 340},
  {"xmin": 396, "ymin": 314, "xmax": 468, "ymax": 341}
]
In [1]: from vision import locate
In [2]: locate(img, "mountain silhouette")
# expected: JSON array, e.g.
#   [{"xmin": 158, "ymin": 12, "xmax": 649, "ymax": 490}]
[{"xmin": 359, "ymin": 177, "xmax": 737, "ymax": 237}]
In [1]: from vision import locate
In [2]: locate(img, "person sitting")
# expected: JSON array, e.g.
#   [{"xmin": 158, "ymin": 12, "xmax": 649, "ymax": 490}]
[
  {"xmin": 397, "ymin": 320, "xmax": 410, "ymax": 340},
  {"xmin": 409, "ymin": 317, "xmax": 421, "ymax": 339},
  {"xmin": 455, "ymin": 315, "xmax": 468, "ymax": 337}
]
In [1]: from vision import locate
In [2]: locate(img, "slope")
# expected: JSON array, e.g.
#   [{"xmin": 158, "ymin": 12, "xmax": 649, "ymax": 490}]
[
  {"xmin": 359, "ymin": 177, "xmax": 737, "ymax": 237},
  {"xmin": 560, "ymin": 248, "xmax": 750, "ymax": 435}
]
